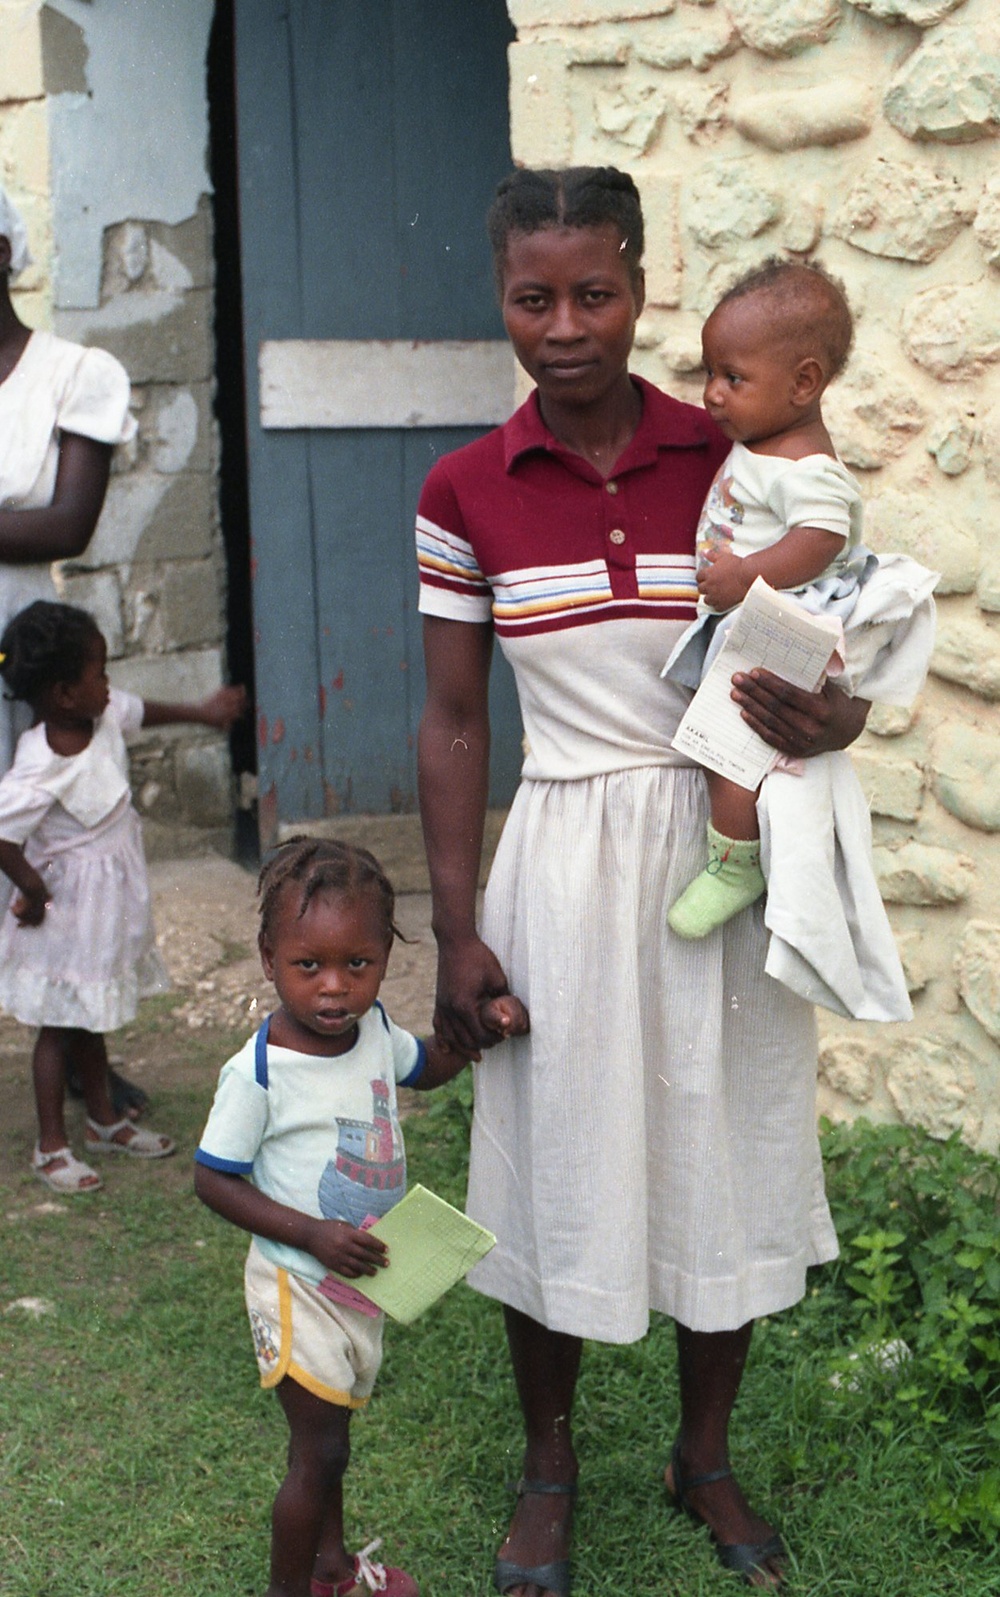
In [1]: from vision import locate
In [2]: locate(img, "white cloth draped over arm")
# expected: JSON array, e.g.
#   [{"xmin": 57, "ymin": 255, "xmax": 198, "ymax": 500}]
[{"xmin": 757, "ymin": 553, "xmax": 938, "ymax": 1022}]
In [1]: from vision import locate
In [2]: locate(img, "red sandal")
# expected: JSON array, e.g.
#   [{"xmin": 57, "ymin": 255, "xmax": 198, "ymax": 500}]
[{"xmin": 311, "ymin": 1539, "xmax": 419, "ymax": 1597}]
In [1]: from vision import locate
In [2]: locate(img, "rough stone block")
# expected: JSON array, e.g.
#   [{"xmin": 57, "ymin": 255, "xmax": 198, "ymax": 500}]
[
  {"xmin": 126, "ymin": 560, "xmax": 223, "ymax": 653},
  {"xmin": 926, "ymin": 410, "xmax": 976, "ymax": 476},
  {"xmin": 863, "ymin": 488, "xmax": 978, "ymax": 595},
  {"xmin": 58, "ymin": 568, "xmax": 124, "ymax": 657},
  {"xmin": 833, "ymin": 159, "xmax": 969, "ymax": 263},
  {"xmin": 885, "ymin": 1038, "xmax": 982, "ymax": 1143},
  {"xmin": 509, "ymin": 42, "xmax": 573, "ymax": 167},
  {"xmin": 0, "ymin": 1, "xmax": 44, "ymax": 101},
  {"xmin": 956, "ymin": 921, "xmax": 1000, "ymax": 1043},
  {"xmin": 866, "ymin": 703, "xmax": 916, "ymax": 738},
  {"xmin": 884, "ymin": 24, "xmax": 1000, "ymax": 144},
  {"xmin": 143, "ymin": 386, "xmax": 208, "ymax": 474},
  {"xmin": 931, "ymin": 723, "xmax": 1000, "ymax": 830},
  {"xmin": 874, "ymin": 841, "xmax": 975, "ymax": 904},
  {"xmin": 931, "ymin": 618, "xmax": 1000, "ymax": 699},
  {"xmin": 109, "ymin": 646, "xmax": 223, "ymax": 705},
  {"xmin": 902, "ymin": 282, "xmax": 1000, "ymax": 381},
  {"xmin": 850, "ymin": 748, "xmax": 924, "ymax": 821},
  {"xmin": 0, "ymin": 97, "xmax": 49, "ymax": 192},
  {"xmin": 850, "ymin": 0, "xmax": 966, "ymax": 21},
  {"xmin": 176, "ymin": 739, "xmax": 233, "ymax": 827},
  {"xmin": 657, "ymin": 316, "xmax": 702, "ymax": 371},
  {"xmin": 977, "ymin": 558, "xmax": 1000, "ymax": 613},
  {"xmin": 634, "ymin": 11, "xmax": 738, "ymax": 72},
  {"xmin": 147, "ymin": 198, "xmax": 214, "ymax": 291},
  {"xmin": 734, "ymin": 81, "xmax": 872, "ymax": 151},
  {"xmin": 896, "ymin": 930, "xmax": 929, "ymax": 994},
  {"xmin": 57, "ymin": 288, "xmax": 214, "ymax": 385},
  {"xmin": 509, "ymin": 0, "xmax": 676, "ymax": 21},
  {"xmin": 682, "ymin": 159, "xmax": 781, "ymax": 251},
  {"xmin": 726, "ymin": 0, "xmax": 840, "ymax": 57},
  {"xmin": 672, "ymin": 81, "xmax": 730, "ymax": 142},
  {"xmin": 974, "ymin": 175, "xmax": 1000, "ymax": 270},
  {"xmin": 818, "ymin": 1036, "xmax": 878, "ymax": 1103},
  {"xmin": 641, "ymin": 177, "xmax": 681, "ymax": 307},
  {"xmin": 983, "ymin": 400, "xmax": 1000, "ymax": 487},
  {"xmin": 593, "ymin": 81, "xmax": 668, "ymax": 154},
  {"xmin": 81, "ymin": 472, "xmax": 216, "ymax": 568},
  {"xmin": 822, "ymin": 358, "xmax": 926, "ymax": 471}
]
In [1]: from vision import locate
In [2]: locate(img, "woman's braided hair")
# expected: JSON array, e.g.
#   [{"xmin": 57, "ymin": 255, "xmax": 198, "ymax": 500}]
[
  {"xmin": 257, "ymin": 835, "xmax": 402, "ymax": 948},
  {"xmin": 487, "ymin": 166, "xmax": 645, "ymax": 287},
  {"xmin": 0, "ymin": 600, "xmax": 102, "ymax": 706}
]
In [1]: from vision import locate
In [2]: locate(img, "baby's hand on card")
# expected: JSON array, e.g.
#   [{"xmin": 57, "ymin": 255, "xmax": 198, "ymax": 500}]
[
  {"xmin": 697, "ymin": 547, "xmax": 751, "ymax": 612},
  {"xmin": 199, "ymin": 685, "xmax": 248, "ymax": 730},
  {"xmin": 308, "ymin": 1218, "xmax": 389, "ymax": 1277},
  {"xmin": 480, "ymin": 993, "xmax": 530, "ymax": 1039}
]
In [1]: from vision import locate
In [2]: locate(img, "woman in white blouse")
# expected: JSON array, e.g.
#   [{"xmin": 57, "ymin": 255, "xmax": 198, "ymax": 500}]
[
  {"xmin": 0, "ymin": 186, "xmax": 141, "ymax": 1115},
  {"xmin": 0, "ymin": 186, "xmax": 136, "ymax": 772}
]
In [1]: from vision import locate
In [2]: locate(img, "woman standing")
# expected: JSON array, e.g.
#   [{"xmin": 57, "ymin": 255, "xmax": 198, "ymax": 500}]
[
  {"xmin": 0, "ymin": 185, "xmax": 144, "ymax": 1116},
  {"xmin": 417, "ymin": 169, "xmax": 867, "ymax": 1594}
]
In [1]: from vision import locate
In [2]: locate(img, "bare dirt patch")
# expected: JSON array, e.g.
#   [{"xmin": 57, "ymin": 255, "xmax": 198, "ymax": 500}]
[{"xmin": 0, "ymin": 856, "xmax": 438, "ymax": 1185}]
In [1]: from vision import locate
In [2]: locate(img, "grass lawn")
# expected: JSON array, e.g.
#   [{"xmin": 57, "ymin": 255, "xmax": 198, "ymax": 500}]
[{"xmin": 2, "ymin": 1008, "xmax": 998, "ymax": 1596}]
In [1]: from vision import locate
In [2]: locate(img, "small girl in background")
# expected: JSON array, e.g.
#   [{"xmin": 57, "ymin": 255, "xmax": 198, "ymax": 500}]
[
  {"xmin": 195, "ymin": 837, "xmax": 527, "ymax": 1597},
  {"xmin": 665, "ymin": 259, "xmax": 871, "ymax": 939},
  {"xmin": 0, "ymin": 599, "xmax": 246, "ymax": 1193}
]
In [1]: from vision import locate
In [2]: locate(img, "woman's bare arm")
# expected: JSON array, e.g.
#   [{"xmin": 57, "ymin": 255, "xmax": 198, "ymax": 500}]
[
  {"xmin": 0, "ymin": 433, "xmax": 112, "ymax": 563},
  {"xmin": 418, "ymin": 615, "xmax": 515, "ymax": 1057}
]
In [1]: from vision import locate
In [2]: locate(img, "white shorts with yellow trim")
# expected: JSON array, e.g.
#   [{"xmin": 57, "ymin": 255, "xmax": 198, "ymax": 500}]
[{"xmin": 243, "ymin": 1239, "xmax": 384, "ymax": 1408}]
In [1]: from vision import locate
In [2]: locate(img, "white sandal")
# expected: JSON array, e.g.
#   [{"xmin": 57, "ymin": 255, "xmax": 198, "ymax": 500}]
[
  {"xmin": 32, "ymin": 1144, "xmax": 103, "ymax": 1194},
  {"xmin": 85, "ymin": 1116, "xmax": 175, "ymax": 1159}
]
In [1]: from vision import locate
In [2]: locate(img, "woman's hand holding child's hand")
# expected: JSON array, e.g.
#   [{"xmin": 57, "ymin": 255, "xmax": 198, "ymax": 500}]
[
  {"xmin": 697, "ymin": 547, "xmax": 751, "ymax": 612},
  {"xmin": 198, "ymin": 684, "xmax": 248, "ymax": 730},
  {"xmin": 306, "ymin": 1217, "xmax": 389, "ymax": 1278},
  {"xmin": 480, "ymin": 993, "xmax": 530, "ymax": 1040}
]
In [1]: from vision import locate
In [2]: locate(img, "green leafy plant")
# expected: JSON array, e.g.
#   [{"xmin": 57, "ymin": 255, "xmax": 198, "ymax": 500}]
[{"xmin": 820, "ymin": 1117, "xmax": 1000, "ymax": 1536}]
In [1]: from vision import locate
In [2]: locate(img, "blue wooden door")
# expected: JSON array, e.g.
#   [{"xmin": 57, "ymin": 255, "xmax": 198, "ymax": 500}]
[{"xmin": 235, "ymin": 0, "xmax": 520, "ymax": 841}]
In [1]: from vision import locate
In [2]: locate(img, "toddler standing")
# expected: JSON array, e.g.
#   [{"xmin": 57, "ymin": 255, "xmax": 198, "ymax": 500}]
[
  {"xmin": 664, "ymin": 259, "xmax": 872, "ymax": 939},
  {"xmin": 195, "ymin": 836, "xmax": 526, "ymax": 1597},
  {"xmin": 0, "ymin": 599, "xmax": 246, "ymax": 1192}
]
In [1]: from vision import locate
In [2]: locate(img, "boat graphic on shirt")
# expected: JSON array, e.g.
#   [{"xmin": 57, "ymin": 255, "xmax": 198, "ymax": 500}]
[{"xmin": 317, "ymin": 1076, "xmax": 406, "ymax": 1228}]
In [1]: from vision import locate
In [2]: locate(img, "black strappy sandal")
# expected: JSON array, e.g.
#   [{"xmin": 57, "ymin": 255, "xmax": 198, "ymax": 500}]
[
  {"xmin": 494, "ymin": 1478, "xmax": 576, "ymax": 1597},
  {"xmin": 666, "ymin": 1440, "xmax": 786, "ymax": 1587}
]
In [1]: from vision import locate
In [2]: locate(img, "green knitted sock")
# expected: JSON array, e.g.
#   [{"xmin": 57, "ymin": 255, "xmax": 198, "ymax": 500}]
[{"xmin": 668, "ymin": 822, "xmax": 765, "ymax": 940}]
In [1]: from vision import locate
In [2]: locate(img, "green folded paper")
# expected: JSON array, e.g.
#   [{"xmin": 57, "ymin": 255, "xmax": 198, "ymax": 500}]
[{"xmin": 327, "ymin": 1184, "xmax": 496, "ymax": 1324}]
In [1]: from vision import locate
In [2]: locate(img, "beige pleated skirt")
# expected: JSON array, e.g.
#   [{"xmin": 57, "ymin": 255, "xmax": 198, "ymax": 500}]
[{"xmin": 466, "ymin": 763, "xmax": 838, "ymax": 1342}]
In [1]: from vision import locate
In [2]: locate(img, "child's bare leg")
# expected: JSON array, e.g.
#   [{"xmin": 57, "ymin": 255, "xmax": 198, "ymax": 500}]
[
  {"xmin": 35, "ymin": 1028, "xmax": 115, "ymax": 1146},
  {"xmin": 668, "ymin": 769, "xmax": 765, "ymax": 941},
  {"xmin": 706, "ymin": 771, "xmax": 759, "ymax": 842},
  {"xmin": 267, "ymin": 1377, "xmax": 353, "ymax": 1597},
  {"xmin": 33, "ymin": 1027, "xmax": 75, "ymax": 1153}
]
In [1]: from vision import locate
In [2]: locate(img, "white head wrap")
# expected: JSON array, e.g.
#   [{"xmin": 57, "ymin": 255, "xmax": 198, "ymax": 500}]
[{"xmin": 0, "ymin": 186, "xmax": 33, "ymax": 279}]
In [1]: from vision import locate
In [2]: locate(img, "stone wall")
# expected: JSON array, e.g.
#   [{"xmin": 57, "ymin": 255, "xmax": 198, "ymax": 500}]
[
  {"xmin": 507, "ymin": 0, "xmax": 1000, "ymax": 1148},
  {"xmin": 1, "ymin": 0, "xmax": 232, "ymax": 857}
]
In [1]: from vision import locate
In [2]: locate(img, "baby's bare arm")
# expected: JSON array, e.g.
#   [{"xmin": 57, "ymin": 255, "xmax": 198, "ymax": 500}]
[{"xmin": 699, "ymin": 524, "xmax": 845, "ymax": 612}]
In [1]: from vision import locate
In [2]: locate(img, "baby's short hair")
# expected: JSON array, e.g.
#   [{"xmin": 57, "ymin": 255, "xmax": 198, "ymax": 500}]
[
  {"xmin": 257, "ymin": 835, "xmax": 400, "ymax": 948},
  {"xmin": 716, "ymin": 257, "xmax": 854, "ymax": 379}
]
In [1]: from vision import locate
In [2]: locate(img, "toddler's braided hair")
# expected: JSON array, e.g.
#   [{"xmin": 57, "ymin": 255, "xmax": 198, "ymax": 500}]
[
  {"xmin": 257, "ymin": 835, "xmax": 401, "ymax": 949},
  {"xmin": 0, "ymin": 600, "xmax": 102, "ymax": 706},
  {"xmin": 487, "ymin": 166, "xmax": 645, "ymax": 287}
]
